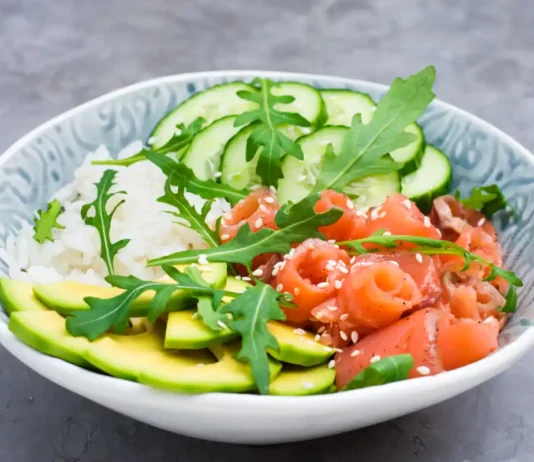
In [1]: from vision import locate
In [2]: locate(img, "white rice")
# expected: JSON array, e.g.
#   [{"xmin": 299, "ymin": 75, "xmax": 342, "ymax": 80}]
[{"xmin": 1, "ymin": 142, "xmax": 230, "ymax": 286}]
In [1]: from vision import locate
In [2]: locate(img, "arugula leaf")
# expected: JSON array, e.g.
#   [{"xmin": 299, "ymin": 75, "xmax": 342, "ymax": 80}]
[
  {"xmin": 499, "ymin": 285, "xmax": 518, "ymax": 313},
  {"xmin": 314, "ymin": 66, "xmax": 436, "ymax": 192},
  {"xmin": 455, "ymin": 185, "xmax": 513, "ymax": 218},
  {"xmin": 197, "ymin": 296, "xmax": 227, "ymax": 331},
  {"xmin": 65, "ymin": 265, "xmax": 228, "ymax": 340},
  {"xmin": 340, "ymin": 232, "xmax": 522, "ymax": 288},
  {"xmin": 145, "ymin": 151, "xmax": 247, "ymax": 206},
  {"xmin": 147, "ymin": 193, "xmax": 343, "ymax": 268},
  {"xmin": 92, "ymin": 117, "xmax": 205, "ymax": 167},
  {"xmin": 81, "ymin": 170, "xmax": 130, "ymax": 275},
  {"xmin": 342, "ymin": 354, "xmax": 414, "ymax": 391},
  {"xmin": 33, "ymin": 199, "xmax": 64, "ymax": 244},
  {"xmin": 219, "ymin": 282, "xmax": 286, "ymax": 394},
  {"xmin": 158, "ymin": 175, "xmax": 219, "ymax": 248},
  {"xmin": 234, "ymin": 78, "xmax": 311, "ymax": 187}
]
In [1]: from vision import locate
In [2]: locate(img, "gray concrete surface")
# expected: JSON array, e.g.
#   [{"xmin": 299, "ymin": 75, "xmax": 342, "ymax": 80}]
[{"xmin": 1, "ymin": 0, "xmax": 533, "ymax": 460}]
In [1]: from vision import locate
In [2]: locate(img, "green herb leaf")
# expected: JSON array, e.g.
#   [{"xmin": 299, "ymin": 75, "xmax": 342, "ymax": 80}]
[
  {"xmin": 81, "ymin": 170, "xmax": 130, "ymax": 275},
  {"xmin": 197, "ymin": 296, "xmax": 227, "ymax": 331},
  {"xmin": 219, "ymin": 282, "xmax": 286, "ymax": 394},
  {"xmin": 33, "ymin": 199, "xmax": 64, "ymax": 244},
  {"xmin": 314, "ymin": 66, "xmax": 436, "ymax": 192},
  {"xmin": 499, "ymin": 285, "xmax": 518, "ymax": 313},
  {"xmin": 65, "ymin": 266, "xmax": 227, "ymax": 340},
  {"xmin": 92, "ymin": 117, "xmax": 205, "ymax": 167},
  {"xmin": 342, "ymin": 354, "xmax": 414, "ymax": 391},
  {"xmin": 147, "ymin": 193, "xmax": 343, "ymax": 268},
  {"xmin": 340, "ymin": 233, "xmax": 523, "ymax": 288},
  {"xmin": 144, "ymin": 151, "xmax": 247, "ymax": 206},
  {"xmin": 456, "ymin": 184, "xmax": 514, "ymax": 218},
  {"xmin": 158, "ymin": 174, "xmax": 220, "ymax": 248},
  {"xmin": 234, "ymin": 78, "xmax": 311, "ymax": 187}
]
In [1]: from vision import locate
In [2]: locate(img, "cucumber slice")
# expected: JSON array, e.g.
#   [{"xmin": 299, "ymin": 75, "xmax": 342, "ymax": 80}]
[
  {"xmin": 321, "ymin": 89, "xmax": 376, "ymax": 126},
  {"xmin": 220, "ymin": 123, "xmax": 299, "ymax": 190},
  {"xmin": 276, "ymin": 126, "xmax": 401, "ymax": 208},
  {"xmin": 277, "ymin": 126, "xmax": 347, "ymax": 203},
  {"xmin": 149, "ymin": 82, "xmax": 256, "ymax": 150},
  {"xmin": 321, "ymin": 89, "xmax": 424, "ymax": 175},
  {"xmin": 400, "ymin": 144, "xmax": 452, "ymax": 213},
  {"xmin": 343, "ymin": 172, "xmax": 400, "ymax": 208},
  {"xmin": 219, "ymin": 82, "xmax": 326, "ymax": 190},
  {"xmin": 181, "ymin": 116, "xmax": 242, "ymax": 180}
]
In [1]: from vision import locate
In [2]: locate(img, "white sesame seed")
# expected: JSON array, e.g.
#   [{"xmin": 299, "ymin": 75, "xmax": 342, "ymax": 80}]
[
  {"xmin": 415, "ymin": 253, "xmax": 423, "ymax": 263},
  {"xmin": 198, "ymin": 254, "xmax": 209, "ymax": 265},
  {"xmin": 213, "ymin": 171, "xmax": 222, "ymax": 178},
  {"xmin": 242, "ymin": 276, "xmax": 251, "ymax": 281},
  {"xmin": 196, "ymin": 363, "xmax": 206, "ymax": 367},
  {"xmin": 340, "ymin": 313, "xmax": 349, "ymax": 321},
  {"xmin": 235, "ymin": 275, "xmax": 242, "ymax": 280},
  {"xmin": 252, "ymin": 268, "xmax": 264, "ymax": 277},
  {"xmin": 346, "ymin": 199, "xmax": 354, "ymax": 210},
  {"xmin": 276, "ymin": 283, "xmax": 284, "ymax": 292},
  {"xmin": 272, "ymin": 267, "xmax": 279, "ymax": 276},
  {"xmin": 388, "ymin": 261, "xmax": 400, "ymax": 267},
  {"xmin": 424, "ymin": 216, "xmax": 431, "ymax": 228},
  {"xmin": 477, "ymin": 217, "xmax": 486, "ymax": 227},
  {"xmin": 334, "ymin": 348, "xmax": 343, "ymax": 353},
  {"xmin": 293, "ymin": 328, "xmax": 306, "ymax": 335},
  {"xmin": 288, "ymin": 248, "xmax": 296, "ymax": 259},
  {"xmin": 402, "ymin": 199, "xmax": 412, "ymax": 209},
  {"xmin": 317, "ymin": 281, "xmax": 329, "ymax": 288},
  {"xmin": 340, "ymin": 331, "xmax": 348, "ymax": 341},
  {"xmin": 436, "ymin": 229, "xmax": 442, "ymax": 238},
  {"xmin": 334, "ymin": 280, "xmax": 343, "ymax": 290},
  {"xmin": 298, "ymin": 174, "xmax": 307, "ymax": 182},
  {"xmin": 254, "ymin": 217, "xmax": 263, "ymax": 229},
  {"xmin": 328, "ymin": 359, "xmax": 336, "ymax": 369},
  {"xmin": 221, "ymin": 233, "xmax": 230, "ymax": 241},
  {"xmin": 259, "ymin": 204, "xmax": 269, "ymax": 213},
  {"xmin": 148, "ymin": 136, "xmax": 156, "ymax": 145},
  {"xmin": 217, "ymin": 320, "xmax": 228, "ymax": 330},
  {"xmin": 315, "ymin": 334, "xmax": 321, "ymax": 342},
  {"xmin": 417, "ymin": 366, "xmax": 431, "ymax": 376},
  {"xmin": 269, "ymin": 186, "xmax": 277, "ymax": 193},
  {"xmin": 226, "ymin": 313, "xmax": 233, "ymax": 320},
  {"xmin": 308, "ymin": 242, "xmax": 315, "ymax": 250},
  {"xmin": 383, "ymin": 231, "xmax": 392, "ymax": 236},
  {"xmin": 327, "ymin": 239, "xmax": 336, "ymax": 244},
  {"xmin": 302, "ymin": 381, "xmax": 314, "ymax": 390},
  {"xmin": 370, "ymin": 355, "xmax": 381, "ymax": 363},
  {"xmin": 264, "ymin": 196, "xmax": 275, "ymax": 204},
  {"xmin": 294, "ymin": 287, "xmax": 300, "ymax": 295},
  {"xmin": 378, "ymin": 212, "xmax": 387, "ymax": 219},
  {"xmin": 350, "ymin": 256, "xmax": 356, "ymax": 264},
  {"xmin": 339, "ymin": 266, "xmax": 349, "ymax": 274},
  {"xmin": 483, "ymin": 316, "xmax": 496, "ymax": 324},
  {"xmin": 351, "ymin": 331, "xmax": 359, "ymax": 343},
  {"xmin": 327, "ymin": 305, "xmax": 337, "ymax": 311},
  {"xmin": 350, "ymin": 349, "xmax": 361, "ymax": 357},
  {"xmin": 318, "ymin": 326, "xmax": 326, "ymax": 334}
]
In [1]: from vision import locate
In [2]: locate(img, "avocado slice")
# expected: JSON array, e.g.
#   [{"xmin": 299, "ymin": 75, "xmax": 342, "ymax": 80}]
[
  {"xmin": 164, "ymin": 310, "xmax": 239, "ymax": 349},
  {"xmin": 32, "ymin": 262, "xmax": 227, "ymax": 315},
  {"xmin": 0, "ymin": 279, "xmax": 49, "ymax": 314},
  {"xmin": 9, "ymin": 311, "xmax": 91, "ymax": 366},
  {"xmin": 139, "ymin": 341, "xmax": 282, "ymax": 394},
  {"xmin": 269, "ymin": 363, "xmax": 336, "ymax": 396}
]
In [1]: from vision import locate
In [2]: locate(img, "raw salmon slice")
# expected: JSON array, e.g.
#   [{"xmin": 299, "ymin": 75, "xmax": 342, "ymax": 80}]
[{"xmin": 274, "ymin": 239, "xmax": 350, "ymax": 325}]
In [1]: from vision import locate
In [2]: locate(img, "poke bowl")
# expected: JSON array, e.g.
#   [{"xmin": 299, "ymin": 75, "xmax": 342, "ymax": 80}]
[{"xmin": 0, "ymin": 68, "xmax": 532, "ymax": 445}]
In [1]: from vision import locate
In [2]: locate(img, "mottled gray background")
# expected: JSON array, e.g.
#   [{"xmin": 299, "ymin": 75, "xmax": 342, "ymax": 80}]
[{"xmin": 0, "ymin": 0, "xmax": 533, "ymax": 461}]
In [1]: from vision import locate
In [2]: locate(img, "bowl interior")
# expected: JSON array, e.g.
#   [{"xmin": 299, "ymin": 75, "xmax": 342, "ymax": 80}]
[{"xmin": 0, "ymin": 70, "xmax": 532, "ymax": 346}]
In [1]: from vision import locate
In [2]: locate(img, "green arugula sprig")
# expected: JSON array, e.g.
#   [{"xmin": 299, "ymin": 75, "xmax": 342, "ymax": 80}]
[
  {"xmin": 339, "ymin": 231, "xmax": 522, "ymax": 288},
  {"xmin": 342, "ymin": 354, "xmax": 414, "ymax": 391},
  {"xmin": 220, "ymin": 282, "xmax": 286, "ymax": 395},
  {"xmin": 234, "ymin": 78, "xmax": 311, "ymax": 187},
  {"xmin": 314, "ymin": 66, "xmax": 436, "ymax": 192},
  {"xmin": 32, "ymin": 199, "xmax": 64, "ymax": 244},
  {"xmin": 93, "ymin": 117, "xmax": 205, "ymax": 167},
  {"xmin": 159, "ymin": 174, "xmax": 220, "ymax": 248},
  {"xmin": 500, "ymin": 286, "xmax": 518, "ymax": 313},
  {"xmin": 65, "ymin": 265, "xmax": 233, "ymax": 340},
  {"xmin": 145, "ymin": 151, "xmax": 247, "ymax": 206},
  {"xmin": 81, "ymin": 170, "xmax": 130, "ymax": 275},
  {"xmin": 147, "ymin": 193, "xmax": 343, "ymax": 269},
  {"xmin": 455, "ymin": 184, "xmax": 515, "ymax": 218}
]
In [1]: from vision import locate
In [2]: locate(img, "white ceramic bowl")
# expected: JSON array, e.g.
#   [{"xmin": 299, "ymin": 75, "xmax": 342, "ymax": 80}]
[{"xmin": 1, "ymin": 71, "xmax": 533, "ymax": 444}]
